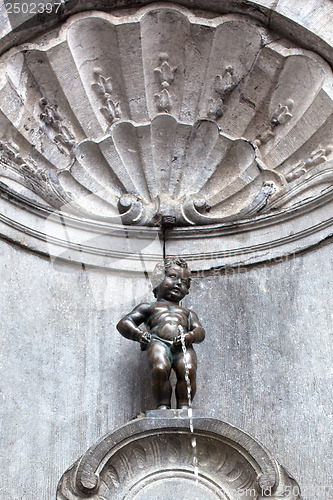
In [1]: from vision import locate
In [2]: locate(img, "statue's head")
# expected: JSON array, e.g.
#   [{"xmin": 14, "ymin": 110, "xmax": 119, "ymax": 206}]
[{"xmin": 152, "ymin": 257, "xmax": 191, "ymax": 302}]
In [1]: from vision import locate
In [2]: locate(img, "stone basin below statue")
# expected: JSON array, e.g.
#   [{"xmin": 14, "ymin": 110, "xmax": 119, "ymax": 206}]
[{"xmin": 57, "ymin": 411, "xmax": 301, "ymax": 499}]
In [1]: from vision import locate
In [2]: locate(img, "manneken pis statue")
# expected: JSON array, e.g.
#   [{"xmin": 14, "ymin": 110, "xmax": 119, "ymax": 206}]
[{"xmin": 117, "ymin": 257, "xmax": 205, "ymax": 409}]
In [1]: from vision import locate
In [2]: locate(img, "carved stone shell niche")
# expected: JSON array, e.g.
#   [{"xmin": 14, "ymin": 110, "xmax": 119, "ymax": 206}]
[{"xmin": 0, "ymin": 4, "xmax": 332, "ymax": 271}]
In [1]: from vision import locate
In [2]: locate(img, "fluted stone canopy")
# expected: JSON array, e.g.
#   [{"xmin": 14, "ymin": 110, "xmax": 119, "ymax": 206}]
[{"xmin": 0, "ymin": 4, "xmax": 332, "ymax": 270}]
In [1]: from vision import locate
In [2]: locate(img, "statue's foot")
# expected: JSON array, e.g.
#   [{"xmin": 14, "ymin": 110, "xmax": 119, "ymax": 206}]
[
  {"xmin": 157, "ymin": 405, "xmax": 171, "ymax": 410},
  {"xmin": 179, "ymin": 405, "xmax": 190, "ymax": 409}
]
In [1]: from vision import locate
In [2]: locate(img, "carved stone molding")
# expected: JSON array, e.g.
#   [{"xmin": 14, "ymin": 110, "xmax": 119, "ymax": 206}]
[
  {"xmin": 1, "ymin": 182, "xmax": 333, "ymax": 272},
  {"xmin": 0, "ymin": 4, "xmax": 333, "ymax": 269},
  {"xmin": 1, "ymin": 1, "xmax": 333, "ymax": 68},
  {"xmin": 56, "ymin": 412, "xmax": 301, "ymax": 499}
]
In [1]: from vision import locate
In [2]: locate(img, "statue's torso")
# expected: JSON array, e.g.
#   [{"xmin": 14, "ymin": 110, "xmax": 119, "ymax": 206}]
[{"xmin": 146, "ymin": 302, "xmax": 190, "ymax": 340}]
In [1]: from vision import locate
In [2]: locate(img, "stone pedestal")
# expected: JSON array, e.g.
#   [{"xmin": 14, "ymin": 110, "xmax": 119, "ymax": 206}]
[{"xmin": 57, "ymin": 411, "xmax": 301, "ymax": 499}]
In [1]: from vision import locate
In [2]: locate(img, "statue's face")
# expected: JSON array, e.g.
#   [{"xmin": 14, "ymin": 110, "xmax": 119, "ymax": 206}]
[{"xmin": 156, "ymin": 265, "xmax": 190, "ymax": 302}]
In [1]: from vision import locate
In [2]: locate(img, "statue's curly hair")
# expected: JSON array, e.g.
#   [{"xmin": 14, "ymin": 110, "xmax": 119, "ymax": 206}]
[{"xmin": 151, "ymin": 257, "xmax": 191, "ymax": 298}]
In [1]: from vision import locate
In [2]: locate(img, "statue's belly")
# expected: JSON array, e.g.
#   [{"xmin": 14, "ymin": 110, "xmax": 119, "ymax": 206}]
[{"xmin": 157, "ymin": 323, "xmax": 180, "ymax": 340}]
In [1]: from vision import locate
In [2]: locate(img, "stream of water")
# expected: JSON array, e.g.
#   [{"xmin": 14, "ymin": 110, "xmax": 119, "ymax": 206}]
[{"xmin": 179, "ymin": 325, "xmax": 199, "ymax": 481}]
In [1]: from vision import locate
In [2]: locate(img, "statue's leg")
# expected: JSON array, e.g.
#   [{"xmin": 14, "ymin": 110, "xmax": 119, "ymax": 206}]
[
  {"xmin": 147, "ymin": 341, "xmax": 172, "ymax": 409},
  {"xmin": 174, "ymin": 347, "xmax": 197, "ymax": 409}
]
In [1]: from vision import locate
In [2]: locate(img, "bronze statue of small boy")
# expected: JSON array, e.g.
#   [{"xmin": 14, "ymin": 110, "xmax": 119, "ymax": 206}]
[{"xmin": 117, "ymin": 257, "xmax": 205, "ymax": 409}]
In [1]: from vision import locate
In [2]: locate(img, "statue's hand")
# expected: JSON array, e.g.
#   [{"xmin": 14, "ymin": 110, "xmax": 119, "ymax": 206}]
[
  {"xmin": 140, "ymin": 331, "xmax": 151, "ymax": 351},
  {"xmin": 173, "ymin": 332, "xmax": 194, "ymax": 348}
]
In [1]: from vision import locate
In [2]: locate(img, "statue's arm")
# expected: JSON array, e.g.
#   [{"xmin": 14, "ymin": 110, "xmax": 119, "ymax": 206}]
[
  {"xmin": 117, "ymin": 303, "xmax": 150, "ymax": 343},
  {"xmin": 188, "ymin": 310, "xmax": 205, "ymax": 344}
]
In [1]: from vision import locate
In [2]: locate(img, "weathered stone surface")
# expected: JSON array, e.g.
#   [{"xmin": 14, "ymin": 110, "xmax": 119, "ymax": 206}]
[
  {"xmin": 0, "ymin": 237, "xmax": 332, "ymax": 499},
  {"xmin": 271, "ymin": 1, "xmax": 333, "ymax": 63}
]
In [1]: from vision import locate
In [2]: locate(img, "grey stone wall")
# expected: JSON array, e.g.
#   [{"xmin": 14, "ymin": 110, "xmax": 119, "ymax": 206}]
[{"xmin": 0, "ymin": 236, "xmax": 332, "ymax": 499}]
